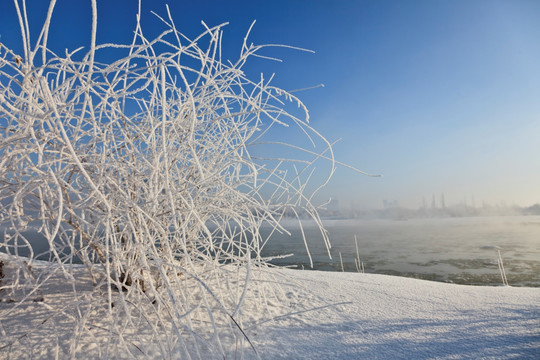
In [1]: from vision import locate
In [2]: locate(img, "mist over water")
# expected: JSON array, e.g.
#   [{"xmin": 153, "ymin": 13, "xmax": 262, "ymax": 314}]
[
  {"xmin": 2, "ymin": 216, "xmax": 539, "ymax": 287},
  {"xmin": 261, "ymin": 215, "xmax": 540, "ymax": 287}
]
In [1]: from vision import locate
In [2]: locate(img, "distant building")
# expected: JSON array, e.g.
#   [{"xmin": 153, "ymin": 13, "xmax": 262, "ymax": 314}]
[
  {"xmin": 440, "ymin": 193, "xmax": 446, "ymax": 209},
  {"xmin": 383, "ymin": 199, "xmax": 399, "ymax": 209}
]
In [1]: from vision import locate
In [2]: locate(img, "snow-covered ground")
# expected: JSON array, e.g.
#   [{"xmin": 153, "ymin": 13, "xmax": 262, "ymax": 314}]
[
  {"xmin": 1, "ymin": 254, "xmax": 538, "ymax": 359},
  {"xmin": 255, "ymin": 269, "xmax": 539, "ymax": 359}
]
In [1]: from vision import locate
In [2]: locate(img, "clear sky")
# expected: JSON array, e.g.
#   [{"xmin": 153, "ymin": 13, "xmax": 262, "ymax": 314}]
[{"xmin": 1, "ymin": 0, "xmax": 540, "ymax": 209}]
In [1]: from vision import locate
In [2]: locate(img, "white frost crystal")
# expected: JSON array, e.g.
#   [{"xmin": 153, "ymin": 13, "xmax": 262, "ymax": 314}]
[{"xmin": 0, "ymin": 0, "xmax": 335, "ymax": 358}]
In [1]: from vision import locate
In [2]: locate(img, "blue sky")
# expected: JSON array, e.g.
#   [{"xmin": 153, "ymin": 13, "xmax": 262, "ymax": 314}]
[{"xmin": 1, "ymin": 0, "xmax": 540, "ymax": 209}]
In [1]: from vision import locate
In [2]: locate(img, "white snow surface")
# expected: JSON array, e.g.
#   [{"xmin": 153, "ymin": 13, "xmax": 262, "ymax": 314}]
[
  {"xmin": 255, "ymin": 269, "xmax": 539, "ymax": 359},
  {"xmin": 1, "ymin": 255, "xmax": 538, "ymax": 359}
]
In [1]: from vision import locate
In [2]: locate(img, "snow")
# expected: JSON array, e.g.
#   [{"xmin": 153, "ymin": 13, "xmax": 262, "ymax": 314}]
[
  {"xmin": 1, "ymin": 254, "xmax": 538, "ymax": 359},
  {"xmin": 254, "ymin": 269, "xmax": 539, "ymax": 359}
]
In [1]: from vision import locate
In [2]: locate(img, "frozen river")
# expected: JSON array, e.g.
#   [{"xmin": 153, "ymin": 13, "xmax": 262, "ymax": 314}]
[{"xmin": 261, "ymin": 215, "xmax": 540, "ymax": 287}]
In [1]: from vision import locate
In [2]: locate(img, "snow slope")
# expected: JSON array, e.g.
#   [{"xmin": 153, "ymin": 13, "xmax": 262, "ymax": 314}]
[
  {"xmin": 253, "ymin": 269, "xmax": 539, "ymax": 359},
  {"xmin": 1, "ymin": 254, "xmax": 538, "ymax": 359}
]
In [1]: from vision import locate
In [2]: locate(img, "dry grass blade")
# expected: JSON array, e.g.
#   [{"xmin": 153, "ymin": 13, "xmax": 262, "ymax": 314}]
[{"xmin": 0, "ymin": 0, "xmax": 340, "ymax": 358}]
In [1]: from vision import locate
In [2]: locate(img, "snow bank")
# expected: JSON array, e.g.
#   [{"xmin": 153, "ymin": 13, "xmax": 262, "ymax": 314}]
[
  {"xmin": 1, "ymin": 254, "xmax": 538, "ymax": 359},
  {"xmin": 254, "ymin": 269, "xmax": 539, "ymax": 359}
]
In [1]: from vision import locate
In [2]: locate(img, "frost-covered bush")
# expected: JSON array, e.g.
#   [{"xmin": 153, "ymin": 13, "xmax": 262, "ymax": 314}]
[{"xmin": 0, "ymin": 0, "xmax": 336, "ymax": 358}]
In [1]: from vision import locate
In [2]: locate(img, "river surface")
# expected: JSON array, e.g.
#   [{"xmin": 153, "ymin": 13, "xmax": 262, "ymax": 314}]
[
  {"xmin": 260, "ymin": 215, "xmax": 540, "ymax": 287},
  {"xmin": 2, "ymin": 215, "xmax": 539, "ymax": 287}
]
